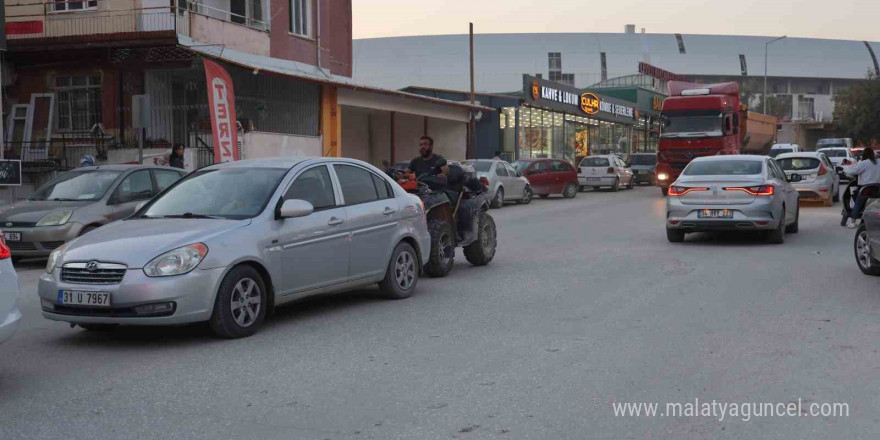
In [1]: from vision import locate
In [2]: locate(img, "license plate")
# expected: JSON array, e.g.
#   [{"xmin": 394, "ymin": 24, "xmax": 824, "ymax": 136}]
[
  {"xmin": 697, "ymin": 209, "xmax": 733, "ymax": 219},
  {"xmin": 3, "ymin": 232, "xmax": 21, "ymax": 242},
  {"xmin": 638, "ymin": 170, "xmax": 647, "ymax": 174},
  {"xmin": 584, "ymin": 177, "xmax": 601, "ymax": 181},
  {"xmin": 57, "ymin": 290, "xmax": 111, "ymax": 307}
]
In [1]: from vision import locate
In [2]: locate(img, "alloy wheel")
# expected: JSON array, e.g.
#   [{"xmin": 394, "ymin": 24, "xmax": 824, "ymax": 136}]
[
  {"xmin": 230, "ymin": 278, "xmax": 262, "ymax": 328},
  {"xmin": 857, "ymin": 231, "xmax": 872, "ymax": 270},
  {"xmin": 394, "ymin": 250, "xmax": 416, "ymax": 290}
]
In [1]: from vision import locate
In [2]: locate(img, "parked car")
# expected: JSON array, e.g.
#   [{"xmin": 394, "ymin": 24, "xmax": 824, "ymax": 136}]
[
  {"xmin": 768, "ymin": 143, "xmax": 802, "ymax": 158},
  {"xmin": 854, "ymin": 199, "xmax": 880, "ymax": 275},
  {"xmin": 512, "ymin": 158, "xmax": 579, "ymax": 199},
  {"xmin": 665, "ymin": 155, "xmax": 799, "ymax": 244},
  {"xmin": 817, "ymin": 147, "xmax": 857, "ymax": 181},
  {"xmin": 38, "ymin": 158, "xmax": 431, "ymax": 339},
  {"xmin": 0, "ymin": 165, "xmax": 187, "ymax": 261},
  {"xmin": 466, "ymin": 159, "xmax": 532, "ymax": 208},
  {"xmin": 628, "ymin": 153, "xmax": 658, "ymax": 185},
  {"xmin": 577, "ymin": 155, "xmax": 634, "ymax": 192},
  {"xmin": 0, "ymin": 232, "xmax": 22, "ymax": 345},
  {"xmin": 775, "ymin": 152, "xmax": 839, "ymax": 206}
]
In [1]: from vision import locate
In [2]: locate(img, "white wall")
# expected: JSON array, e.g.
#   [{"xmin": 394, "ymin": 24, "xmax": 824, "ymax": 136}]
[
  {"xmin": 341, "ymin": 107, "xmax": 371, "ymax": 163},
  {"xmin": 427, "ymin": 118, "xmax": 467, "ymax": 161},
  {"xmin": 243, "ymin": 131, "xmax": 321, "ymax": 158},
  {"xmin": 369, "ymin": 112, "xmax": 391, "ymax": 164},
  {"xmin": 393, "ymin": 113, "xmax": 425, "ymax": 163}
]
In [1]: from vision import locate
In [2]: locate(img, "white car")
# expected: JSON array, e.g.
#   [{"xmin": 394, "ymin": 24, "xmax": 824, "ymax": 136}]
[
  {"xmin": 817, "ymin": 147, "xmax": 857, "ymax": 180},
  {"xmin": 578, "ymin": 155, "xmax": 634, "ymax": 191},
  {"xmin": 768, "ymin": 143, "xmax": 801, "ymax": 158},
  {"xmin": 467, "ymin": 159, "xmax": 532, "ymax": 208},
  {"xmin": 775, "ymin": 152, "xmax": 839, "ymax": 206},
  {"xmin": 0, "ymin": 232, "xmax": 22, "ymax": 345}
]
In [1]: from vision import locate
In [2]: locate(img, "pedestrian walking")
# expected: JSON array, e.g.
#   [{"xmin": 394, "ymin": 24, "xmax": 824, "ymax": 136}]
[{"xmin": 169, "ymin": 144, "xmax": 185, "ymax": 169}]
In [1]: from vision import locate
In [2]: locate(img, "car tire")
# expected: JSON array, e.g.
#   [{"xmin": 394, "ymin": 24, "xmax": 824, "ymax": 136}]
[
  {"xmin": 611, "ymin": 178, "xmax": 620, "ymax": 192},
  {"xmin": 464, "ymin": 211, "xmax": 497, "ymax": 266},
  {"xmin": 855, "ymin": 225, "xmax": 880, "ymax": 276},
  {"xmin": 518, "ymin": 186, "xmax": 533, "ymax": 205},
  {"xmin": 666, "ymin": 228, "xmax": 685, "ymax": 243},
  {"xmin": 786, "ymin": 202, "xmax": 799, "ymax": 233},
  {"xmin": 208, "ymin": 265, "xmax": 268, "ymax": 339},
  {"xmin": 579, "ymin": 185, "xmax": 586, "ymax": 192},
  {"xmin": 491, "ymin": 187, "xmax": 504, "ymax": 209},
  {"xmin": 833, "ymin": 187, "xmax": 840, "ymax": 202},
  {"xmin": 78, "ymin": 324, "xmax": 119, "ymax": 332},
  {"xmin": 625, "ymin": 177, "xmax": 634, "ymax": 190},
  {"xmin": 767, "ymin": 206, "xmax": 786, "ymax": 244},
  {"xmin": 563, "ymin": 182, "xmax": 578, "ymax": 199},
  {"xmin": 661, "ymin": 187, "xmax": 668, "ymax": 197},
  {"xmin": 824, "ymin": 195, "xmax": 833, "ymax": 207},
  {"xmin": 378, "ymin": 242, "xmax": 419, "ymax": 299},
  {"xmin": 424, "ymin": 219, "xmax": 455, "ymax": 277}
]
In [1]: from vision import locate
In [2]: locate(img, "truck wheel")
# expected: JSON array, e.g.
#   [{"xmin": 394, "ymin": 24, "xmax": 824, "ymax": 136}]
[
  {"xmin": 464, "ymin": 212, "xmax": 497, "ymax": 266},
  {"xmin": 424, "ymin": 219, "xmax": 455, "ymax": 277}
]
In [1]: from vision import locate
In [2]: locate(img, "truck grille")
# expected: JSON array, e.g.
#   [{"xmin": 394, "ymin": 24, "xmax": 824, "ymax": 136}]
[{"xmin": 61, "ymin": 262, "xmax": 127, "ymax": 285}]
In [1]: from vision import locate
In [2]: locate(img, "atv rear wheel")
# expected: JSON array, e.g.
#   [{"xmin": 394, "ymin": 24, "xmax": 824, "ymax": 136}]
[
  {"xmin": 424, "ymin": 219, "xmax": 455, "ymax": 277},
  {"xmin": 464, "ymin": 211, "xmax": 497, "ymax": 266}
]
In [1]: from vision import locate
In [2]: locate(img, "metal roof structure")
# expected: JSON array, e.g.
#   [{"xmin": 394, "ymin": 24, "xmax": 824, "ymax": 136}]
[{"xmin": 353, "ymin": 33, "xmax": 880, "ymax": 92}]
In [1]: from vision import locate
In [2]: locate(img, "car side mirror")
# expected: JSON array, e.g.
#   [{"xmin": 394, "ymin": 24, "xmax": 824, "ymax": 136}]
[{"xmin": 279, "ymin": 199, "xmax": 314, "ymax": 219}]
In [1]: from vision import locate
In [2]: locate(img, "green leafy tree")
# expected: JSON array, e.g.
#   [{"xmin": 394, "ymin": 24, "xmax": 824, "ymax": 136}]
[{"xmin": 834, "ymin": 72, "xmax": 880, "ymax": 144}]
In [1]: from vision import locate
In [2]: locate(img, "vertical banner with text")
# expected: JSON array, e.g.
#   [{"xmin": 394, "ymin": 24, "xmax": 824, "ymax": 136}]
[{"xmin": 203, "ymin": 59, "xmax": 239, "ymax": 163}]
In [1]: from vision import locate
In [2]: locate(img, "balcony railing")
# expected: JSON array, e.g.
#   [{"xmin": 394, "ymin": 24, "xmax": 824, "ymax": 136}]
[{"xmin": 3, "ymin": 135, "xmax": 112, "ymax": 172}]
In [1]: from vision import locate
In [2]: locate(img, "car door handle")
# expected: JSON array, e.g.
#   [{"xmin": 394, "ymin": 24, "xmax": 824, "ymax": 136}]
[
  {"xmin": 328, "ymin": 217, "xmax": 344, "ymax": 226},
  {"xmin": 383, "ymin": 207, "xmax": 396, "ymax": 216}
]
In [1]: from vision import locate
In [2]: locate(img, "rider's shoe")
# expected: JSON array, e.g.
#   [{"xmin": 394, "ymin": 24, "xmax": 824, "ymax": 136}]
[{"xmin": 846, "ymin": 218, "xmax": 859, "ymax": 229}]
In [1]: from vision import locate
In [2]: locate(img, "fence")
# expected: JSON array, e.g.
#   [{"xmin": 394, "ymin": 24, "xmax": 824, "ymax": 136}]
[{"xmin": 3, "ymin": 134, "xmax": 110, "ymax": 172}]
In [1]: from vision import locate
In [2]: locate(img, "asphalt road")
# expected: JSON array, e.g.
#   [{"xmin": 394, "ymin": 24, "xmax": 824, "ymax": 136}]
[{"xmin": 2, "ymin": 186, "xmax": 878, "ymax": 440}]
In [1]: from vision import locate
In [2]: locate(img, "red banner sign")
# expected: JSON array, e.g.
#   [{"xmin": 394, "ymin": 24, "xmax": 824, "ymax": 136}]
[
  {"xmin": 203, "ymin": 59, "xmax": 239, "ymax": 163},
  {"xmin": 638, "ymin": 62, "xmax": 688, "ymax": 82}
]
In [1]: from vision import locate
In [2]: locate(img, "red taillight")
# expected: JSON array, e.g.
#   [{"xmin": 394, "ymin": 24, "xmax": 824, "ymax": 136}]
[
  {"xmin": 607, "ymin": 167, "xmax": 615, "ymax": 174},
  {"xmin": 479, "ymin": 177, "xmax": 490, "ymax": 187},
  {"xmin": 818, "ymin": 164, "xmax": 827, "ymax": 176},
  {"xmin": 0, "ymin": 235, "xmax": 10, "ymax": 260},
  {"xmin": 724, "ymin": 185, "xmax": 775, "ymax": 196},
  {"xmin": 668, "ymin": 186, "xmax": 709, "ymax": 196}
]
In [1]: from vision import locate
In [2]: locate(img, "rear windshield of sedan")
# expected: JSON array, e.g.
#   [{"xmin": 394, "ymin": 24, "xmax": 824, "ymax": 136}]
[
  {"xmin": 818, "ymin": 148, "xmax": 848, "ymax": 157},
  {"xmin": 768, "ymin": 148, "xmax": 793, "ymax": 158},
  {"xmin": 777, "ymin": 158, "xmax": 820, "ymax": 171},
  {"xmin": 467, "ymin": 161, "xmax": 493, "ymax": 172},
  {"xmin": 580, "ymin": 157, "xmax": 610, "ymax": 167},
  {"xmin": 629, "ymin": 155, "xmax": 656, "ymax": 165},
  {"xmin": 683, "ymin": 160, "xmax": 763, "ymax": 176},
  {"xmin": 29, "ymin": 170, "xmax": 122, "ymax": 201},
  {"xmin": 143, "ymin": 168, "xmax": 287, "ymax": 220}
]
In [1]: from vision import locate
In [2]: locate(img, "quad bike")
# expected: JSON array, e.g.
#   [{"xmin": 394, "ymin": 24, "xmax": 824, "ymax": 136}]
[{"xmin": 392, "ymin": 164, "xmax": 497, "ymax": 277}]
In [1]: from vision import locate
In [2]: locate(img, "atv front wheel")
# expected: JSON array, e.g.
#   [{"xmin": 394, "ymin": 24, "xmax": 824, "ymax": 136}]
[
  {"xmin": 464, "ymin": 212, "xmax": 497, "ymax": 266},
  {"xmin": 424, "ymin": 219, "xmax": 455, "ymax": 277}
]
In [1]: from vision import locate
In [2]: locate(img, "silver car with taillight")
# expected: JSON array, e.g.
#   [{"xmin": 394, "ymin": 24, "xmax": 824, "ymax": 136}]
[
  {"xmin": 37, "ymin": 158, "xmax": 430, "ymax": 339},
  {"xmin": 466, "ymin": 159, "xmax": 532, "ymax": 208},
  {"xmin": 665, "ymin": 155, "xmax": 800, "ymax": 244},
  {"xmin": 577, "ymin": 155, "xmax": 634, "ymax": 191},
  {"xmin": 775, "ymin": 152, "xmax": 839, "ymax": 206}
]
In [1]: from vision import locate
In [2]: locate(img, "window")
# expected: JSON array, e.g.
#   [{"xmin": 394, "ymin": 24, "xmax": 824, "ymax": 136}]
[
  {"xmin": 56, "ymin": 75, "xmax": 102, "ymax": 131},
  {"xmin": 284, "ymin": 166, "xmax": 336, "ymax": 210},
  {"xmin": 777, "ymin": 158, "xmax": 820, "ymax": 171},
  {"xmin": 334, "ymin": 165, "xmax": 380, "ymax": 205},
  {"xmin": 530, "ymin": 162, "xmax": 549, "ymax": 174},
  {"xmin": 53, "ymin": 0, "xmax": 98, "ymax": 12},
  {"xmin": 468, "ymin": 161, "xmax": 493, "ymax": 172},
  {"xmin": 495, "ymin": 165, "xmax": 509, "ymax": 177},
  {"xmin": 682, "ymin": 160, "xmax": 763, "ymax": 176},
  {"xmin": 29, "ymin": 170, "xmax": 121, "ymax": 202},
  {"xmin": 549, "ymin": 161, "xmax": 567, "ymax": 172},
  {"xmin": 154, "ymin": 170, "xmax": 185, "ymax": 193},
  {"xmin": 580, "ymin": 157, "xmax": 609, "ymax": 167},
  {"xmin": 371, "ymin": 173, "xmax": 394, "ymax": 200},
  {"xmin": 504, "ymin": 163, "xmax": 519, "ymax": 176},
  {"xmin": 548, "ymin": 52, "xmax": 562, "ymax": 71},
  {"xmin": 290, "ymin": 0, "xmax": 311, "ymax": 37},
  {"xmin": 114, "ymin": 170, "xmax": 154, "ymax": 203}
]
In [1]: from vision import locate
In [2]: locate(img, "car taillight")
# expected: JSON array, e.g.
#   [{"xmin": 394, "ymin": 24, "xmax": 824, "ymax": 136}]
[
  {"xmin": 842, "ymin": 159, "xmax": 851, "ymax": 165},
  {"xmin": 607, "ymin": 167, "xmax": 615, "ymax": 174},
  {"xmin": 724, "ymin": 185, "xmax": 775, "ymax": 196},
  {"xmin": 0, "ymin": 235, "xmax": 10, "ymax": 260},
  {"xmin": 668, "ymin": 186, "xmax": 709, "ymax": 196},
  {"xmin": 479, "ymin": 177, "xmax": 490, "ymax": 187},
  {"xmin": 818, "ymin": 164, "xmax": 827, "ymax": 176}
]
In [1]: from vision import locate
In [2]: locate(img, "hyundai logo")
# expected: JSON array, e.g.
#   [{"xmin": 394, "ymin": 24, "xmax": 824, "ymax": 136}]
[{"xmin": 86, "ymin": 261, "xmax": 99, "ymax": 272}]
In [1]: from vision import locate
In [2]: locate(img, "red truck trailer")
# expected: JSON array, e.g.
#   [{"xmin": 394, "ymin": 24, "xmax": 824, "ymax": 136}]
[{"xmin": 655, "ymin": 81, "xmax": 777, "ymax": 195}]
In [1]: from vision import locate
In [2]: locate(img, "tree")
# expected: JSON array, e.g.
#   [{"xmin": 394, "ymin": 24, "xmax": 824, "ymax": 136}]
[{"xmin": 834, "ymin": 72, "xmax": 880, "ymax": 145}]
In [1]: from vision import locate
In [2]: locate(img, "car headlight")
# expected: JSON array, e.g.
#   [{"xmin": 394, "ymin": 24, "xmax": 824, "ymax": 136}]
[
  {"xmin": 143, "ymin": 243, "xmax": 209, "ymax": 277},
  {"xmin": 37, "ymin": 210, "xmax": 73, "ymax": 227},
  {"xmin": 658, "ymin": 173, "xmax": 669, "ymax": 181},
  {"xmin": 46, "ymin": 243, "xmax": 69, "ymax": 273}
]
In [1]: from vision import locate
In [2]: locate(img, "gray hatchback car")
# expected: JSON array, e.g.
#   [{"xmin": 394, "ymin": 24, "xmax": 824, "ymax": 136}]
[
  {"xmin": 0, "ymin": 165, "xmax": 186, "ymax": 260},
  {"xmin": 38, "ymin": 158, "xmax": 430, "ymax": 338}
]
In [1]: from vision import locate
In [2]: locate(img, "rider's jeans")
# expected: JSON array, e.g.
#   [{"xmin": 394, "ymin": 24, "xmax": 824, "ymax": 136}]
[{"xmin": 852, "ymin": 192, "xmax": 872, "ymax": 220}]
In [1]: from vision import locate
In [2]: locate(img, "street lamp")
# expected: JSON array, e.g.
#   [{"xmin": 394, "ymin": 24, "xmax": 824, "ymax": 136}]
[{"xmin": 763, "ymin": 35, "xmax": 787, "ymax": 114}]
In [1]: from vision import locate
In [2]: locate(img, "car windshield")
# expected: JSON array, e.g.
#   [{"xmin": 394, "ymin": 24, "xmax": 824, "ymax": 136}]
[
  {"xmin": 768, "ymin": 148, "xmax": 793, "ymax": 158},
  {"xmin": 818, "ymin": 149, "xmax": 847, "ymax": 157},
  {"xmin": 683, "ymin": 160, "xmax": 763, "ymax": 176},
  {"xmin": 512, "ymin": 161, "xmax": 533, "ymax": 173},
  {"xmin": 777, "ymin": 157, "xmax": 820, "ymax": 171},
  {"xmin": 660, "ymin": 111, "xmax": 723, "ymax": 138},
  {"xmin": 467, "ymin": 161, "xmax": 493, "ymax": 172},
  {"xmin": 143, "ymin": 168, "xmax": 287, "ymax": 220},
  {"xmin": 28, "ymin": 170, "xmax": 122, "ymax": 201},
  {"xmin": 630, "ymin": 155, "xmax": 656, "ymax": 165},
  {"xmin": 580, "ymin": 157, "xmax": 610, "ymax": 167},
  {"xmin": 818, "ymin": 142, "xmax": 846, "ymax": 149}
]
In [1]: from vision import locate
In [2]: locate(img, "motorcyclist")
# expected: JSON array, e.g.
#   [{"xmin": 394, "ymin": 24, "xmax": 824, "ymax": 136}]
[
  {"xmin": 407, "ymin": 136, "xmax": 447, "ymax": 177},
  {"xmin": 844, "ymin": 147, "xmax": 880, "ymax": 228}
]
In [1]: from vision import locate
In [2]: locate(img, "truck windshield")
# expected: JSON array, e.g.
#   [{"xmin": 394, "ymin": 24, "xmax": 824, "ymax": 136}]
[{"xmin": 660, "ymin": 111, "xmax": 723, "ymax": 138}]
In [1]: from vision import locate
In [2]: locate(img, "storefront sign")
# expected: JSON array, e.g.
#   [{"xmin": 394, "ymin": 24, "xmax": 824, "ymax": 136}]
[
  {"xmin": 580, "ymin": 92, "xmax": 599, "ymax": 115},
  {"xmin": 638, "ymin": 62, "xmax": 688, "ymax": 82},
  {"xmin": 0, "ymin": 160, "xmax": 22, "ymax": 186},
  {"xmin": 203, "ymin": 59, "xmax": 240, "ymax": 163},
  {"xmin": 523, "ymin": 75, "xmax": 636, "ymax": 124}
]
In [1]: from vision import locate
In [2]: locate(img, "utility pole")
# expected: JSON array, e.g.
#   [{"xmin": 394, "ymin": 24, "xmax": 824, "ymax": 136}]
[
  {"xmin": 468, "ymin": 22, "xmax": 476, "ymax": 159},
  {"xmin": 763, "ymin": 35, "xmax": 786, "ymax": 114}
]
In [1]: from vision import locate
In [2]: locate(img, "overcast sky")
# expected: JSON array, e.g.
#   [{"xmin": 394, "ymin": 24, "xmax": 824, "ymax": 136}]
[{"xmin": 353, "ymin": 0, "xmax": 880, "ymax": 41}]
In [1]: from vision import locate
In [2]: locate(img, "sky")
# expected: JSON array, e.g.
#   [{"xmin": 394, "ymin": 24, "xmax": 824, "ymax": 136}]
[{"xmin": 352, "ymin": 0, "xmax": 880, "ymax": 42}]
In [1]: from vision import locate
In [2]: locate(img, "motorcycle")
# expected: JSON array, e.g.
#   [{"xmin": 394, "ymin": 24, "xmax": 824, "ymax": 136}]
[
  {"xmin": 390, "ymin": 164, "xmax": 497, "ymax": 277},
  {"xmin": 840, "ymin": 178, "xmax": 880, "ymax": 226}
]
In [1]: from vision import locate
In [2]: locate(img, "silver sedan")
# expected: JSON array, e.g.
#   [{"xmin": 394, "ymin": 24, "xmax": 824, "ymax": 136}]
[
  {"xmin": 38, "ymin": 158, "xmax": 431, "ymax": 338},
  {"xmin": 666, "ymin": 155, "xmax": 800, "ymax": 244},
  {"xmin": 467, "ymin": 160, "xmax": 532, "ymax": 208},
  {"xmin": 0, "ymin": 234, "xmax": 22, "ymax": 345}
]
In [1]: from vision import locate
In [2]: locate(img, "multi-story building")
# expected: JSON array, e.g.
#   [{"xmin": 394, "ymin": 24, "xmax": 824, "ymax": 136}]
[{"xmin": 1, "ymin": 0, "xmax": 487, "ymax": 203}]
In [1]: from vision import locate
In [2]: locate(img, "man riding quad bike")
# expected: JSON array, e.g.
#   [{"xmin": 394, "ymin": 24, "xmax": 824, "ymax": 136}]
[{"xmin": 390, "ymin": 161, "xmax": 497, "ymax": 277}]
